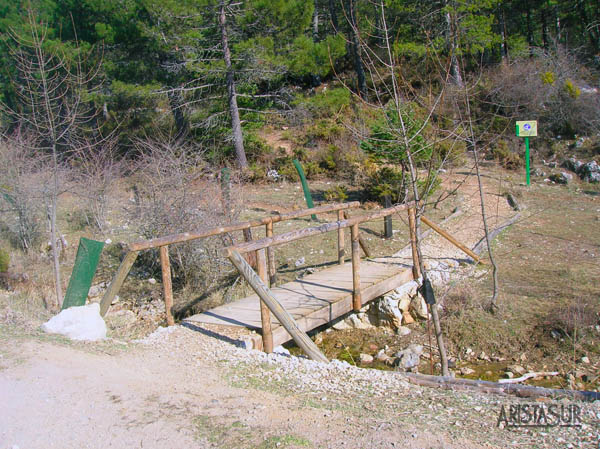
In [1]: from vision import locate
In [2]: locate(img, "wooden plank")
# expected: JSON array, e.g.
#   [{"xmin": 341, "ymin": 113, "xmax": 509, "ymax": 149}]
[
  {"xmin": 99, "ymin": 251, "xmax": 139, "ymax": 316},
  {"xmin": 351, "ymin": 223, "xmax": 361, "ymax": 311},
  {"xmin": 228, "ymin": 204, "xmax": 408, "ymax": 256},
  {"xmin": 129, "ymin": 202, "xmax": 360, "ymax": 251},
  {"xmin": 265, "ymin": 222, "xmax": 277, "ymax": 285},
  {"xmin": 159, "ymin": 246, "xmax": 175, "ymax": 326},
  {"xmin": 407, "ymin": 207, "xmax": 421, "ymax": 280},
  {"xmin": 337, "ymin": 210, "xmax": 345, "ymax": 265},
  {"xmin": 420, "ymin": 215, "xmax": 485, "ymax": 264},
  {"xmin": 228, "ymin": 250, "xmax": 328, "ymax": 362},
  {"xmin": 256, "ymin": 248, "xmax": 273, "ymax": 353},
  {"xmin": 343, "ymin": 211, "xmax": 371, "ymax": 257}
]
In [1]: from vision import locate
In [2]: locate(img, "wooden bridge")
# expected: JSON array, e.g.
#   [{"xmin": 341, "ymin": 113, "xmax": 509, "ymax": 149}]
[{"xmin": 99, "ymin": 201, "xmax": 481, "ymax": 362}]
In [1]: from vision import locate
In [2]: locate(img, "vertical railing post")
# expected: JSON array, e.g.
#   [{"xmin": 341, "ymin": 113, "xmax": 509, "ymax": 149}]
[
  {"xmin": 351, "ymin": 223, "xmax": 361, "ymax": 311},
  {"xmin": 159, "ymin": 245, "xmax": 175, "ymax": 326},
  {"xmin": 257, "ymin": 248, "xmax": 273, "ymax": 353},
  {"xmin": 265, "ymin": 221, "xmax": 277, "ymax": 285},
  {"xmin": 383, "ymin": 195, "xmax": 393, "ymax": 238},
  {"xmin": 407, "ymin": 207, "xmax": 421, "ymax": 280},
  {"xmin": 242, "ymin": 227, "xmax": 257, "ymax": 268},
  {"xmin": 337, "ymin": 209, "xmax": 345, "ymax": 265}
]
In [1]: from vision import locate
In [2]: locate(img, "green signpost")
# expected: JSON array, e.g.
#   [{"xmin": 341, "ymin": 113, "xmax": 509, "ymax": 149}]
[{"xmin": 515, "ymin": 120, "xmax": 537, "ymax": 186}]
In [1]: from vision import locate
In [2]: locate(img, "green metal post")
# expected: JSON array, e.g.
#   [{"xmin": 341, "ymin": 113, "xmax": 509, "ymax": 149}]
[
  {"xmin": 525, "ymin": 137, "xmax": 530, "ymax": 186},
  {"xmin": 292, "ymin": 159, "xmax": 317, "ymax": 220}
]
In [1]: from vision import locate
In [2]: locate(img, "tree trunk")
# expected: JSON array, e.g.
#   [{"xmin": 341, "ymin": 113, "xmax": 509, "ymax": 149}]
[
  {"xmin": 499, "ymin": 9, "xmax": 509, "ymax": 63},
  {"xmin": 526, "ymin": 4, "xmax": 534, "ymax": 56},
  {"xmin": 348, "ymin": 0, "xmax": 367, "ymax": 98},
  {"xmin": 167, "ymin": 89, "xmax": 189, "ymax": 144},
  {"xmin": 329, "ymin": 0, "xmax": 339, "ymax": 32},
  {"xmin": 219, "ymin": 1, "xmax": 247, "ymax": 169},
  {"xmin": 445, "ymin": 6, "xmax": 463, "ymax": 87},
  {"xmin": 51, "ymin": 143, "xmax": 62, "ymax": 308}
]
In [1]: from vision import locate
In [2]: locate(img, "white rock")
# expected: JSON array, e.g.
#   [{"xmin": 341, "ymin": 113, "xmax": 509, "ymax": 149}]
[
  {"xmin": 580, "ymin": 356, "xmax": 590, "ymax": 364},
  {"xmin": 148, "ymin": 278, "xmax": 157, "ymax": 285},
  {"xmin": 345, "ymin": 314, "xmax": 372, "ymax": 329},
  {"xmin": 410, "ymin": 295, "xmax": 428, "ymax": 320},
  {"xmin": 273, "ymin": 345, "xmax": 290, "ymax": 355},
  {"xmin": 294, "ymin": 257, "xmax": 305, "ymax": 267},
  {"xmin": 332, "ymin": 320, "xmax": 350, "ymax": 330},
  {"xmin": 41, "ymin": 303, "xmax": 107, "ymax": 341},
  {"xmin": 359, "ymin": 353, "xmax": 373, "ymax": 364},
  {"xmin": 396, "ymin": 326, "xmax": 411, "ymax": 336},
  {"xmin": 460, "ymin": 367, "xmax": 476, "ymax": 375}
]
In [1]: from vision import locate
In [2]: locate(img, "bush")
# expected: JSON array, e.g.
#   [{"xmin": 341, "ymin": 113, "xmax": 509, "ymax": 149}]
[
  {"xmin": 0, "ymin": 248, "xmax": 9, "ymax": 272},
  {"xmin": 129, "ymin": 137, "xmax": 240, "ymax": 295},
  {"xmin": 323, "ymin": 185, "xmax": 348, "ymax": 202},
  {"xmin": 488, "ymin": 139, "xmax": 522, "ymax": 170},
  {"xmin": 0, "ymin": 140, "xmax": 46, "ymax": 252},
  {"xmin": 487, "ymin": 47, "xmax": 600, "ymax": 137}
]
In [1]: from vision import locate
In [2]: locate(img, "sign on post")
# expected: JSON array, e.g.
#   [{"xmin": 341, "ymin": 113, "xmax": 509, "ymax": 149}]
[{"xmin": 515, "ymin": 120, "xmax": 537, "ymax": 186}]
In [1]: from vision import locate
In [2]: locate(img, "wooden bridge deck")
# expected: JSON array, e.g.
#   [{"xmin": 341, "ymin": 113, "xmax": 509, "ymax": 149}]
[{"xmin": 184, "ymin": 258, "xmax": 414, "ymax": 349}]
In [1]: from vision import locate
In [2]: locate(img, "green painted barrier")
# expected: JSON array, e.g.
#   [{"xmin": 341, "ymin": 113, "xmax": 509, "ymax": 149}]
[
  {"xmin": 61, "ymin": 237, "xmax": 105, "ymax": 310},
  {"xmin": 292, "ymin": 159, "xmax": 317, "ymax": 220}
]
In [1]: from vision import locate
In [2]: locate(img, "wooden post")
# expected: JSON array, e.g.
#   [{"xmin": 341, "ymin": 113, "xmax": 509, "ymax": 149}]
[
  {"xmin": 351, "ymin": 223, "xmax": 361, "ymax": 311},
  {"xmin": 99, "ymin": 251, "xmax": 139, "ymax": 316},
  {"xmin": 407, "ymin": 207, "xmax": 421, "ymax": 280},
  {"xmin": 420, "ymin": 215, "xmax": 485, "ymax": 264},
  {"xmin": 242, "ymin": 228, "xmax": 257, "ymax": 268},
  {"xmin": 256, "ymin": 248, "xmax": 273, "ymax": 353},
  {"xmin": 337, "ymin": 210, "xmax": 345, "ymax": 265},
  {"xmin": 228, "ymin": 250, "xmax": 328, "ymax": 363},
  {"xmin": 343, "ymin": 211, "xmax": 371, "ymax": 258},
  {"xmin": 383, "ymin": 195, "xmax": 393, "ymax": 238},
  {"xmin": 265, "ymin": 221, "xmax": 277, "ymax": 285},
  {"xmin": 159, "ymin": 245, "xmax": 175, "ymax": 326}
]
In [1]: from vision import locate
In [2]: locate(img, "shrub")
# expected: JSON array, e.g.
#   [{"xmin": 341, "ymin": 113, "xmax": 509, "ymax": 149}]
[
  {"xmin": 323, "ymin": 185, "xmax": 348, "ymax": 203},
  {"xmin": 488, "ymin": 139, "xmax": 522, "ymax": 170},
  {"xmin": 0, "ymin": 248, "xmax": 9, "ymax": 273},
  {"xmin": 129, "ymin": 137, "xmax": 240, "ymax": 296}
]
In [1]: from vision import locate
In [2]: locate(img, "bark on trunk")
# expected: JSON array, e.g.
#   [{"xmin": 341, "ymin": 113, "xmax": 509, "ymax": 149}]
[
  {"xmin": 219, "ymin": 1, "xmax": 247, "ymax": 169},
  {"xmin": 348, "ymin": 0, "xmax": 367, "ymax": 98},
  {"xmin": 51, "ymin": 143, "xmax": 62, "ymax": 308},
  {"xmin": 445, "ymin": 7, "xmax": 463, "ymax": 87},
  {"xmin": 329, "ymin": 0, "xmax": 339, "ymax": 32}
]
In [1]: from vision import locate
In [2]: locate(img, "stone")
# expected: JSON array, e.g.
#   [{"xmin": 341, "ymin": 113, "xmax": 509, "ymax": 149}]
[
  {"xmin": 549, "ymin": 172, "xmax": 572, "ymax": 184},
  {"xmin": 402, "ymin": 310, "xmax": 415, "ymax": 325},
  {"xmin": 406, "ymin": 344, "xmax": 424, "ymax": 356},
  {"xmin": 294, "ymin": 257, "xmax": 305, "ymax": 267},
  {"xmin": 376, "ymin": 296, "xmax": 403, "ymax": 328},
  {"xmin": 395, "ymin": 326, "xmax": 411, "ymax": 336},
  {"xmin": 359, "ymin": 353, "xmax": 374, "ymax": 364},
  {"xmin": 579, "ymin": 161, "xmax": 600, "ymax": 183},
  {"xmin": 332, "ymin": 320, "xmax": 350, "ymax": 330},
  {"xmin": 148, "ymin": 278, "xmax": 157, "ymax": 285},
  {"xmin": 393, "ymin": 351, "xmax": 420, "ymax": 371},
  {"xmin": 398, "ymin": 296, "xmax": 412, "ymax": 312},
  {"xmin": 508, "ymin": 365, "xmax": 526, "ymax": 375},
  {"xmin": 41, "ymin": 303, "xmax": 107, "ymax": 341},
  {"xmin": 504, "ymin": 371, "xmax": 514, "ymax": 379},
  {"xmin": 273, "ymin": 345, "xmax": 290, "ymax": 356},
  {"xmin": 345, "ymin": 314, "xmax": 372, "ymax": 329},
  {"xmin": 478, "ymin": 352, "xmax": 490, "ymax": 361},
  {"xmin": 561, "ymin": 157, "xmax": 583, "ymax": 173},
  {"xmin": 579, "ymin": 356, "xmax": 590, "ymax": 364},
  {"xmin": 410, "ymin": 295, "xmax": 428, "ymax": 320},
  {"xmin": 460, "ymin": 367, "xmax": 476, "ymax": 376}
]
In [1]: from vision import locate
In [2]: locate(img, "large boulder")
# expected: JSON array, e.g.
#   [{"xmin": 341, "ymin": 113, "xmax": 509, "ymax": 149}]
[
  {"xmin": 41, "ymin": 303, "xmax": 107, "ymax": 341},
  {"xmin": 561, "ymin": 157, "xmax": 583, "ymax": 173},
  {"xmin": 578, "ymin": 161, "xmax": 600, "ymax": 183}
]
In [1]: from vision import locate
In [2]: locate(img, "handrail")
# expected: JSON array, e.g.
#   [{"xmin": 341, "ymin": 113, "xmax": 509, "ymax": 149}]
[
  {"xmin": 223, "ymin": 203, "xmax": 409, "ymax": 256},
  {"xmin": 128, "ymin": 201, "xmax": 360, "ymax": 251},
  {"xmin": 100, "ymin": 201, "xmax": 361, "ymax": 317}
]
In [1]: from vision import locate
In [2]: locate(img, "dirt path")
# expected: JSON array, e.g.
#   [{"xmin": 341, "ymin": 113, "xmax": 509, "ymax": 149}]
[{"xmin": 1, "ymin": 331, "xmax": 502, "ymax": 449}]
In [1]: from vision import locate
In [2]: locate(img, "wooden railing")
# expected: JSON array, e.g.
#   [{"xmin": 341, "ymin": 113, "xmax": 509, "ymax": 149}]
[
  {"xmin": 223, "ymin": 203, "xmax": 485, "ymax": 361},
  {"xmin": 99, "ymin": 202, "xmax": 362, "ymax": 318}
]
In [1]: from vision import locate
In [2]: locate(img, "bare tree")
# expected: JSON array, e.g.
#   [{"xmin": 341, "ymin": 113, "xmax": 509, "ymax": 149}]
[
  {"xmin": 341, "ymin": 1, "xmax": 453, "ymax": 375},
  {"xmin": 1, "ymin": 8, "xmax": 101, "ymax": 307}
]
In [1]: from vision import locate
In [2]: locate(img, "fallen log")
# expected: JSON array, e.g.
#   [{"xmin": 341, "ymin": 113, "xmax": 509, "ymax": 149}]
[
  {"xmin": 471, "ymin": 213, "xmax": 521, "ymax": 256},
  {"xmin": 498, "ymin": 371, "xmax": 559, "ymax": 384},
  {"xmin": 398, "ymin": 372, "xmax": 600, "ymax": 402}
]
